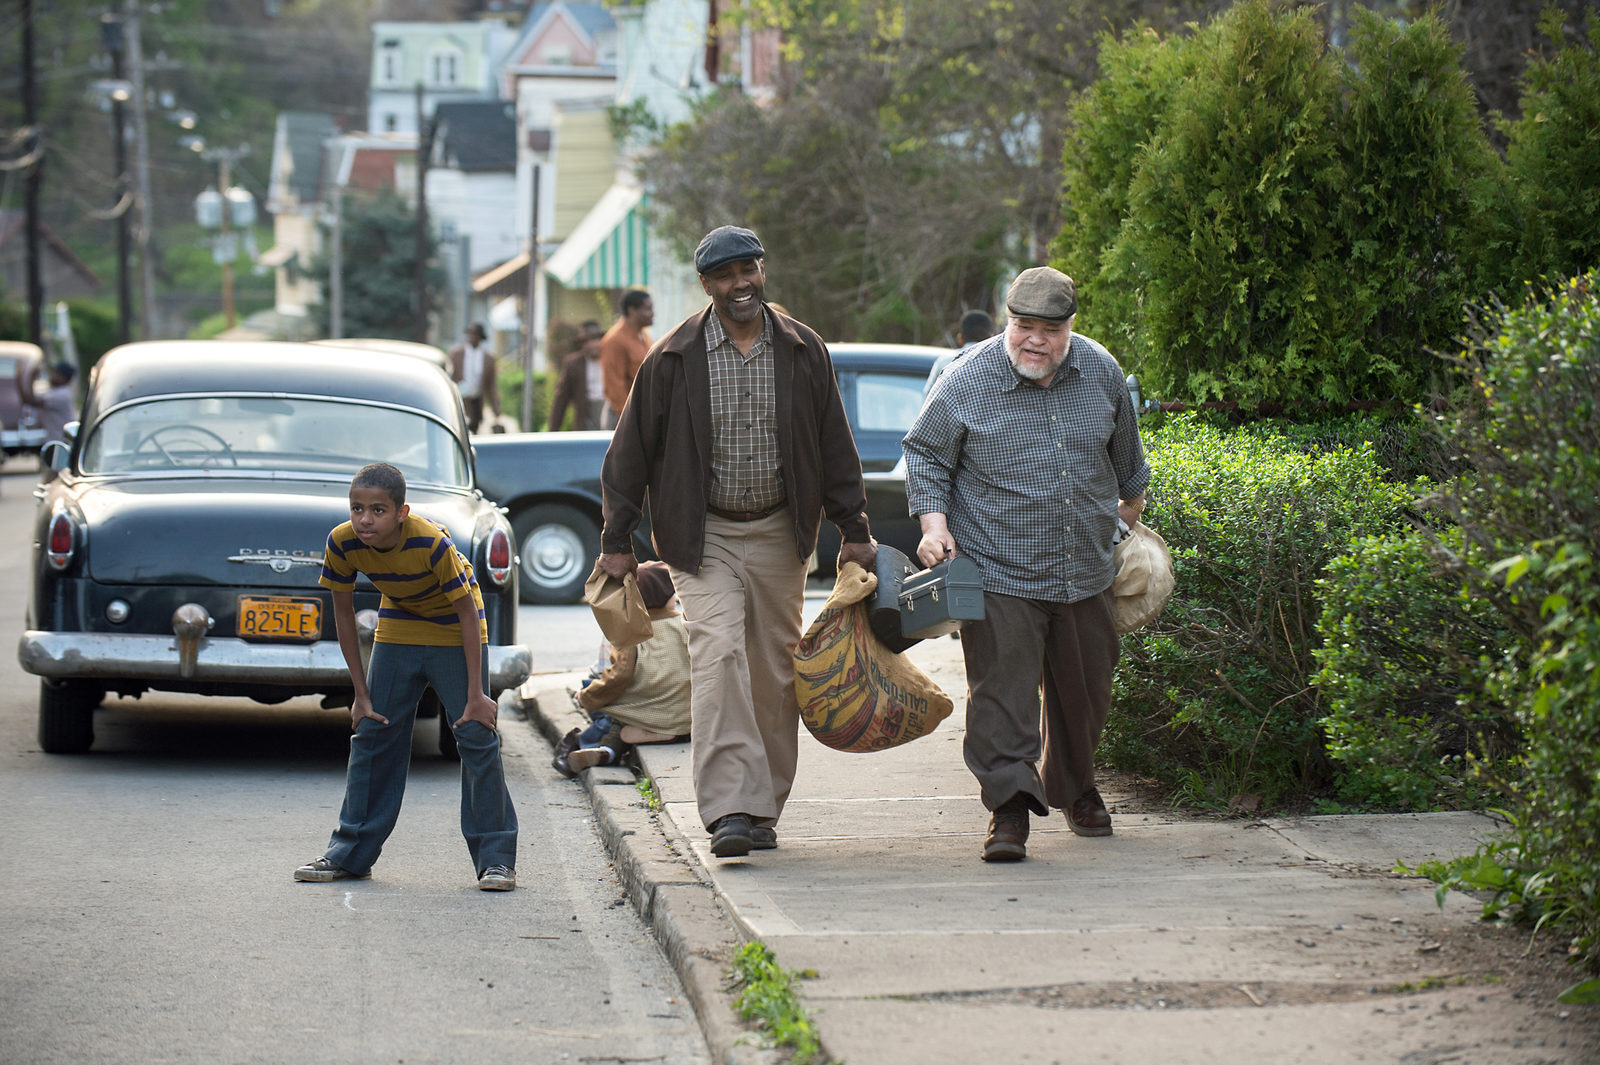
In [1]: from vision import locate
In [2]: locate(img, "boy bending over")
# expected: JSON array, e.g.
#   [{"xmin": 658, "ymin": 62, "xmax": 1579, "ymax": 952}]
[{"xmin": 295, "ymin": 462, "xmax": 518, "ymax": 890}]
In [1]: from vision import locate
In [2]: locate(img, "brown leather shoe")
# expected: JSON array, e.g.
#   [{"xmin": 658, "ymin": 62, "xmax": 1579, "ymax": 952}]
[
  {"xmin": 982, "ymin": 795, "xmax": 1030, "ymax": 862},
  {"xmin": 1065, "ymin": 787, "xmax": 1113, "ymax": 837}
]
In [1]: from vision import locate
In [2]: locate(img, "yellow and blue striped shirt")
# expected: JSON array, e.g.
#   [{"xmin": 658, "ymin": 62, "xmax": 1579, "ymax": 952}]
[{"xmin": 319, "ymin": 514, "xmax": 487, "ymax": 646}]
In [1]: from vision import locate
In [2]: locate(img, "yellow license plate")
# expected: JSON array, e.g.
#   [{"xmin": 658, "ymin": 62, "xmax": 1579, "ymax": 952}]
[{"xmin": 237, "ymin": 596, "xmax": 322, "ymax": 641}]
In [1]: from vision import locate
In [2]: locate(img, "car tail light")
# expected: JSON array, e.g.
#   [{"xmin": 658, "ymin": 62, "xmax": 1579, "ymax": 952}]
[
  {"xmin": 486, "ymin": 527, "xmax": 513, "ymax": 585},
  {"xmin": 47, "ymin": 511, "xmax": 76, "ymax": 570}
]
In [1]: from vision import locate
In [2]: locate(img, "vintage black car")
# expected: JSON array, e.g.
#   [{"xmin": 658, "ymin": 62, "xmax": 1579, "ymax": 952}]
[
  {"xmin": 472, "ymin": 342, "xmax": 945, "ymax": 604},
  {"xmin": 18, "ymin": 341, "xmax": 530, "ymax": 754}
]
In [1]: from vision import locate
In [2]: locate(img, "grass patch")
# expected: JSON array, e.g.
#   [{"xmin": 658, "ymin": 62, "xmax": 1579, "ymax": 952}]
[{"xmin": 730, "ymin": 941, "xmax": 827, "ymax": 1064}]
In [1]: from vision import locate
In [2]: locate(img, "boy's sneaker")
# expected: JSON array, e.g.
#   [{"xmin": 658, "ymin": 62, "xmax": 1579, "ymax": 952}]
[
  {"xmin": 478, "ymin": 865, "xmax": 516, "ymax": 891},
  {"xmin": 294, "ymin": 856, "xmax": 369, "ymax": 882}
]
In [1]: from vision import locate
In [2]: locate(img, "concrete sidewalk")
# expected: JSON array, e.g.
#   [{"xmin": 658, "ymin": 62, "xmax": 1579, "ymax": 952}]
[{"xmin": 516, "ymin": 629, "xmax": 1598, "ymax": 1065}]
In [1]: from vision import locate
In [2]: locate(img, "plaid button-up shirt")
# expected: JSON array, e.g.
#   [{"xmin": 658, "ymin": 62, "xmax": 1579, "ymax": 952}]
[
  {"xmin": 903, "ymin": 333, "xmax": 1151, "ymax": 603},
  {"xmin": 703, "ymin": 308, "xmax": 785, "ymax": 512}
]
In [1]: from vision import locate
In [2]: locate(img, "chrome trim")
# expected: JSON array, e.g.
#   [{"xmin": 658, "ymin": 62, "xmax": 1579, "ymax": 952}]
[{"xmin": 17, "ymin": 632, "xmax": 532, "ymax": 695}]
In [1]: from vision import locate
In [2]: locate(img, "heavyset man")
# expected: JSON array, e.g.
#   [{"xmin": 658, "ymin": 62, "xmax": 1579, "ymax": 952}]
[
  {"xmin": 904, "ymin": 266, "xmax": 1150, "ymax": 863},
  {"xmin": 597, "ymin": 226, "xmax": 876, "ymax": 858}
]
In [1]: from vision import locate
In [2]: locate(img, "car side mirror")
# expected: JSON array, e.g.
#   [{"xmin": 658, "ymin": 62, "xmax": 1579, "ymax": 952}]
[{"xmin": 41, "ymin": 439, "xmax": 71, "ymax": 472}]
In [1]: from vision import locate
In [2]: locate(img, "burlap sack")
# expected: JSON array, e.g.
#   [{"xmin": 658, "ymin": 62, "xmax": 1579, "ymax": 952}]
[
  {"xmin": 584, "ymin": 563, "xmax": 655, "ymax": 647},
  {"xmin": 794, "ymin": 562, "xmax": 954, "ymax": 752},
  {"xmin": 1111, "ymin": 520, "xmax": 1175, "ymax": 634}
]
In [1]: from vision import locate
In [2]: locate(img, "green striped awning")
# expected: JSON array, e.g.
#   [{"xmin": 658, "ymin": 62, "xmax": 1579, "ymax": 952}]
[{"xmin": 545, "ymin": 184, "xmax": 649, "ymax": 289}]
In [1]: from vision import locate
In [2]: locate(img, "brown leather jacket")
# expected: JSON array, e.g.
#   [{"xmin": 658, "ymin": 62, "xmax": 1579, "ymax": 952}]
[{"xmin": 600, "ymin": 304, "xmax": 871, "ymax": 572}]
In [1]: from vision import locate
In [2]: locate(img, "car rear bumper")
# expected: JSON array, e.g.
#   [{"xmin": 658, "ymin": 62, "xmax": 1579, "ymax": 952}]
[{"xmin": 17, "ymin": 631, "xmax": 532, "ymax": 695}]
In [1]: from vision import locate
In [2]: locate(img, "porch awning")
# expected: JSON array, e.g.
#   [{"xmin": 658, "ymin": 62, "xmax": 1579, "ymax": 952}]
[{"xmin": 543, "ymin": 183, "xmax": 648, "ymax": 290}]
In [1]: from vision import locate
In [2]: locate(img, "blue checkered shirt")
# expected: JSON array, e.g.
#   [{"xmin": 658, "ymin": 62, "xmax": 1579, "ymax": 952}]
[
  {"xmin": 903, "ymin": 333, "xmax": 1151, "ymax": 603},
  {"xmin": 703, "ymin": 308, "xmax": 785, "ymax": 512}
]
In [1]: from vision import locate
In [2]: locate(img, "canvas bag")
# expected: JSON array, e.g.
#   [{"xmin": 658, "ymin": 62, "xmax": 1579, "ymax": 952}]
[
  {"xmin": 793, "ymin": 562, "xmax": 954, "ymax": 752},
  {"xmin": 1111, "ymin": 520, "xmax": 1175, "ymax": 634},
  {"xmin": 583, "ymin": 563, "xmax": 655, "ymax": 647}
]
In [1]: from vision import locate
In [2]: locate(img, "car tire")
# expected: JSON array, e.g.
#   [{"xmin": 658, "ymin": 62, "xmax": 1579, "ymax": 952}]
[
  {"xmin": 38, "ymin": 681, "xmax": 102, "ymax": 754},
  {"xmin": 512, "ymin": 502, "xmax": 600, "ymax": 605}
]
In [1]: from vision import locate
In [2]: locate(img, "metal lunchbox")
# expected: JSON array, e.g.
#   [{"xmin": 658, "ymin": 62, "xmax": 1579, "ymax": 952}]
[
  {"xmin": 899, "ymin": 556, "xmax": 984, "ymax": 640},
  {"xmin": 868, "ymin": 545, "xmax": 921, "ymax": 653}
]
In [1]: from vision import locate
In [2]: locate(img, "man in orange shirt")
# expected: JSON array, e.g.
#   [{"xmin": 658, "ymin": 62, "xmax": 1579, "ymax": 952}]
[{"xmin": 599, "ymin": 290, "xmax": 654, "ymax": 427}]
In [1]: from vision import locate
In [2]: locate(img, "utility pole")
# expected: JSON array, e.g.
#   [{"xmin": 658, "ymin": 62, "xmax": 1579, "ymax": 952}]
[
  {"xmin": 520, "ymin": 163, "xmax": 540, "ymax": 432},
  {"xmin": 22, "ymin": 0, "xmax": 43, "ymax": 347},
  {"xmin": 329, "ymin": 180, "xmax": 343, "ymax": 339},
  {"xmin": 100, "ymin": 13, "xmax": 133, "ymax": 346},
  {"xmin": 125, "ymin": 0, "xmax": 157, "ymax": 338},
  {"xmin": 413, "ymin": 83, "xmax": 432, "ymax": 344},
  {"xmin": 201, "ymin": 146, "xmax": 249, "ymax": 331}
]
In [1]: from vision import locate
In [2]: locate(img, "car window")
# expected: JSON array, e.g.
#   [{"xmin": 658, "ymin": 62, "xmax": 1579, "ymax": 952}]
[
  {"xmin": 854, "ymin": 371, "xmax": 928, "ymax": 433},
  {"xmin": 79, "ymin": 396, "xmax": 470, "ymax": 486}
]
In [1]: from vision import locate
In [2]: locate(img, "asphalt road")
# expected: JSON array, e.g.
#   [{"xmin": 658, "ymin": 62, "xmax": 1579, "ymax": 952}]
[{"xmin": 0, "ymin": 460, "xmax": 709, "ymax": 1065}]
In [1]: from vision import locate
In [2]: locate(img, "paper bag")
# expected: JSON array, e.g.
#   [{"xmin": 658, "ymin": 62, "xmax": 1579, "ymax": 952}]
[
  {"xmin": 1111, "ymin": 520, "xmax": 1175, "ymax": 634},
  {"xmin": 584, "ymin": 563, "xmax": 655, "ymax": 646}
]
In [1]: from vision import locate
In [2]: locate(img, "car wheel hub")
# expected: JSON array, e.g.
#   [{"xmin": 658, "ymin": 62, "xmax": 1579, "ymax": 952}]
[{"xmin": 524, "ymin": 524, "xmax": 585, "ymax": 588}]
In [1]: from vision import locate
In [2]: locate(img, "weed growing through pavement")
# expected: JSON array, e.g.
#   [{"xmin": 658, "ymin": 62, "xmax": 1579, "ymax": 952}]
[
  {"xmin": 730, "ymin": 941, "xmax": 828, "ymax": 1064},
  {"xmin": 635, "ymin": 777, "xmax": 661, "ymax": 810}
]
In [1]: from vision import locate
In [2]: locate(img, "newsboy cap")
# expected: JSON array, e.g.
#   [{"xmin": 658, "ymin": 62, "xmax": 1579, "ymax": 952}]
[
  {"xmin": 1005, "ymin": 267, "xmax": 1077, "ymax": 322},
  {"xmin": 694, "ymin": 225, "xmax": 765, "ymax": 274}
]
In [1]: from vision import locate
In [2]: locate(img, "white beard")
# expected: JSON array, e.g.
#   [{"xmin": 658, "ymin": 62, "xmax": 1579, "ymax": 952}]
[{"xmin": 1005, "ymin": 336, "xmax": 1067, "ymax": 381}]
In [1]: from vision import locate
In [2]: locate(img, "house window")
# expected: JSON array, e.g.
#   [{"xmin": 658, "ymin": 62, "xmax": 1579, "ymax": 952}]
[
  {"xmin": 379, "ymin": 41, "xmax": 401, "ymax": 86},
  {"xmin": 428, "ymin": 47, "xmax": 461, "ymax": 87},
  {"xmin": 384, "ymin": 113, "xmax": 397, "ymax": 132}
]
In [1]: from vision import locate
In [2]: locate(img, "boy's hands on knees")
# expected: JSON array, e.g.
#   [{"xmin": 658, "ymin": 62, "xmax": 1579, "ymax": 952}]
[
  {"xmin": 350, "ymin": 693, "xmax": 390, "ymax": 730},
  {"xmin": 459, "ymin": 690, "xmax": 499, "ymax": 731}
]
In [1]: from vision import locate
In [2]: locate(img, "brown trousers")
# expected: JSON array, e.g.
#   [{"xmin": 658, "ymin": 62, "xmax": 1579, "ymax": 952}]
[
  {"xmin": 668, "ymin": 509, "xmax": 810, "ymax": 830},
  {"xmin": 959, "ymin": 589, "xmax": 1119, "ymax": 814}
]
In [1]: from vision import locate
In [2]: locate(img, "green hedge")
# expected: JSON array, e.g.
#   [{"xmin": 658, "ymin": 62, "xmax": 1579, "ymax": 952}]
[
  {"xmin": 1428, "ymin": 271, "xmax": 1600, "ymax": 972},
  {"xmin": 1314, "ymin": 528, "xmax": 1514, "ymax": 811},
  {"xmin": 1107, "ymin": 415, "xmax": 1426, "ymax": 807}
]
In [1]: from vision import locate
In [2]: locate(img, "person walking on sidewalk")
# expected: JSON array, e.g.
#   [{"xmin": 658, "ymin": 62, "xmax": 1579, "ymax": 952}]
[
  {"xmin": 599, "ymin": 290, "xmax": 655, "ymax": 427},
  {"xmin": 450, "ymin": 323, "xmax": 499, "ymax": 433},
  {"xmin": 597, "ymin": 225, "xmax": 877, "ymax": 859},
  {"xmin": 903, "ymin": 266, "xmax": 1150, "ymax": 863},
  {"xmin": 294, "ymin": 462, "xmax": 519, "ymax": 889}
]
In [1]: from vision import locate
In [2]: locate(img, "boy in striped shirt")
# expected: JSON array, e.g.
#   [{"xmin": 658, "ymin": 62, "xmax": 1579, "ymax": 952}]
[{"xmin": 294, "ymin": 462, "xmax": 518, "ymax": 890}]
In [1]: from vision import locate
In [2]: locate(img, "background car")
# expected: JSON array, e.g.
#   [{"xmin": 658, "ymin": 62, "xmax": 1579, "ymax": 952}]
[
  {"xmin": 472, "ymin": 342, "xmax": 946, "ymax": 603},
  {"xmin": 0, "ymin": 340, "xmax": 49, "ymax": 455},
  {"xmin": 18, "ymin": 340, "xmax": 529, "ymax": 754}
]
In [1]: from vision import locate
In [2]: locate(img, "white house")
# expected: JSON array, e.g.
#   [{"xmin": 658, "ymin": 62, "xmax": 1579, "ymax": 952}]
[{"xmin": 368, "ymin": 20, "xmax": 518, "ymax": 135}]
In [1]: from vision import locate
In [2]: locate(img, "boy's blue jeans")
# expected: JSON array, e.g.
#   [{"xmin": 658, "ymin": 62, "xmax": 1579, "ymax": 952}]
[{"xmin": 324, "ymin": 642, "xmax": 518, "ymax": 877}]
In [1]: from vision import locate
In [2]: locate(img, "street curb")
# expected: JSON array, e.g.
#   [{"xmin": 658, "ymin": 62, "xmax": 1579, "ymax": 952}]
[{"xmin": 519, "ymin": 681, "xmax": 781, "ymax": 1065}]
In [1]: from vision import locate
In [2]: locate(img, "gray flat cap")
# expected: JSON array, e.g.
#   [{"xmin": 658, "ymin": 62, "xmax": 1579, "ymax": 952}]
[
  {"xmin": 694, "ymin": 226, "xmax": 765, "ymax": 274},
  {"xmin": 1006, "ymin": 267, "xmax": 1077, "ymax": 322}
]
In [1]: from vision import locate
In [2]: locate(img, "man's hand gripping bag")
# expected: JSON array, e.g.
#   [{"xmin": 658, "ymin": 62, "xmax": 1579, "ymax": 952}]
[{"xmin": 793, "ymin": 562, "xmax": 953, "ymax": 752}]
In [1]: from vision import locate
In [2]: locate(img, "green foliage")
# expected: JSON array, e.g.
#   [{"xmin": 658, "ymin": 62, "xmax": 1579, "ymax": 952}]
[
  {"xmin": 1428, "ymin": 270, "xmax": 1600, "ymax": 972},
  {"xmin": 1108, "ymin": 415, "xmax": 1427, "ymax": 806},
  {"xmin": 306, "ymin": 192, "xmax": 446, "ymax": 341},
  {"xmin": 1494, "ymin": 12, "xmax": 1600, "ymax": 293},
  {"xmin": 1314, "ymin": 528, "xmax": 1514, "ymax": 811},
  {"xmin": 729, "ymin": 941, "xmax": 826, "ymax": 1065},
  {"xmin": 63, "ymin": 300, "xmax": 119, "ymax": 370},
  {"xmin": 1100, "ymin": 0, "xmax": 1351, "ymax": 404},
  {"xmin": 1334, "ymin": 9, "xmax": 1501, "ymax": 397},
  {"xmin": 1057, "ymin": 3, "xmax": 1504, "ymax": 406}
]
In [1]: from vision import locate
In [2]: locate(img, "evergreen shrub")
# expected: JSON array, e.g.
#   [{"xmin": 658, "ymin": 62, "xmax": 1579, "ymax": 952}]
[
  {"xmin": 1430, "ymin": 271, "xmax": 1600, "ymax": 971},
  {"xmin": 1313, "ymin": 527, "xmax": 1514, "ymax": 811},
  {"xmin": 1107, "ymin": 415, "xmax": 1425, "ymax": 807}
]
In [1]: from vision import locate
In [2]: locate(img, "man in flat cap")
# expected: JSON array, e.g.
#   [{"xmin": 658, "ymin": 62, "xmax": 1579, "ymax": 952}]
[
  {"xmin": 598, "ymin": 225, "xmax": 877, "ymax": 858},
  {"xmin": 903, "ymin": 266, "xmax": 1150, "ymax": 862}
]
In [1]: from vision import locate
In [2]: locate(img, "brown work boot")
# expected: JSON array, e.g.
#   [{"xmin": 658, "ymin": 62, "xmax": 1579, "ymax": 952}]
[
  {"xmin": 982, "ymin": 795, "xmax": 1030, "ymax": 862},
  {"xmin": 1065, "ymin": 786, "xmax": 1113, "ymax": 837}
]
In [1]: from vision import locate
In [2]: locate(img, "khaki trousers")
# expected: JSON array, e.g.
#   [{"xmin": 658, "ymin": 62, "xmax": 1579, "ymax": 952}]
[
  {"xmin": 959, "ymin": 589, "xmax": 1120, "ymax": 814},
  {"xmin": 669, "ymin": 509, "xmax": 810, "ymax": 830}
]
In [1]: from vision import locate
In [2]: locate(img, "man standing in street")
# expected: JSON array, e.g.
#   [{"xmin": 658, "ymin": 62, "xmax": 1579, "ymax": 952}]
[
  {"xmin": 903, "ymin": 266, "xmax": 1149, "ymax": 863},
  {"xmin": 597, "ymin": 226, "xmax": 877, "ymax": 859},
  {"xmin": 548, "ymin": 321, "xmax": 606, "ymax": 431},
  {"xmin": 449, "ymin": 323, "xmax": 499, "ymax": 433},
  {"xmin": 599, "ymin": 290, "xmax": 654, "ymax": 426}
]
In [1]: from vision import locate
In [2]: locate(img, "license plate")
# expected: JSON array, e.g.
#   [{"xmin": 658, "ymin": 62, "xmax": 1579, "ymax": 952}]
[{"xmin": 237, "ymin": 596, "xmax": 321, "ymax": 641}]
